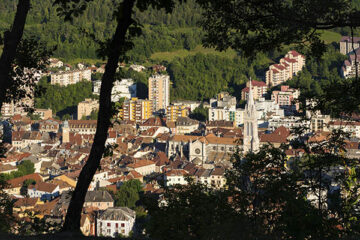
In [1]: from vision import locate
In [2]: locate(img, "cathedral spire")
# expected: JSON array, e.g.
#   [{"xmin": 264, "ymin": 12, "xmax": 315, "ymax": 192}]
[{"xmin": 243, "ymin": 78, "xmax": 259, "ymax": 153}]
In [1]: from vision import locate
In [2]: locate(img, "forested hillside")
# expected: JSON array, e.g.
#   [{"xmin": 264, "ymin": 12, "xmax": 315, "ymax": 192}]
[{"xmin": 0, "ymin": 0, "xmax": 203, "ymax": 62}]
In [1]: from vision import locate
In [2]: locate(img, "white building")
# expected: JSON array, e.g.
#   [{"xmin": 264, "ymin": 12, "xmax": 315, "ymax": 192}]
[
  {"xmin": 50, "ymin": 69, "xmax": 91, "ymax": 86},
  {"xmin": 93, "ymin": 79, "xmax": 136, "ymax": 102},
  {"xmin": 164, "ymin": 169, "xmax": 188, "ymax": 187},
  {"xmin": 268, "ymin": 115, "xmax": 310, "ymax": 131},
  {"xmin": 97, "ymin": 207, "xmax": 136, "ymax": 237}
]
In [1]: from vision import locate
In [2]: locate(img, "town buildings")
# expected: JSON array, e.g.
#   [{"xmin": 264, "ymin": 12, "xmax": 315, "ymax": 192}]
[
  {"xmin": 265, "ymin": 50, "xmax": 306, "ymax": 87},
  {"xmin": 341, "ymin": 48, "xmax": 360, "ymax": 78},
  {"xmin": 50, "ymin": 69, "xmax": 91, "ymax": 86},
  {"xmin": 34, "ymin": 109, "xmax": 53, "ymax": 120},
  {"xmin": 77, "ymin": 98, "xmax": 99, "ymax": 120},
  {"xmin": 148, "ymin": 74, "xmax": 170, "ymax": 112}
]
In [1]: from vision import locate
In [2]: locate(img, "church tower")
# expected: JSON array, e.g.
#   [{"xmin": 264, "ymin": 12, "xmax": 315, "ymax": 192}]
[{"xmin": 243, "ymin": 80, "xmax": 259, "ymax": 153}]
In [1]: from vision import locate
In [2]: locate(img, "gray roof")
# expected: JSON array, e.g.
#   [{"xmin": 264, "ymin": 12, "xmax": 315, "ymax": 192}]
[
  {"xmin": 98, "ymin": 207, "xmax": 136, "ymax": 221},
  {"xmin": 84, "ymin": 190, "xmax": 114, "ymax": 203}
]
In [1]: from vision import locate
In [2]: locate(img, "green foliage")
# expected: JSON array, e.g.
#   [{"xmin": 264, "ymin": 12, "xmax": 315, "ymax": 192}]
[
  {"xmin": 168, "ymin": 53, "xmax": 270, "ymax": 101},
  {"xmin": 27, "ymin": 112, "xmax": 41, "ymax": 120},
  {"xmin": 197, "ymin": 0, "xmax": 360, "ymax": 58},
  {"xmin": 0, "ymin": 0, "xmax": 203, "ymax": 62},
  {"xmin": 0, "ymin": 160, "xmax": 35, "ymax": 181},
  {"xmin": 145, "ymin": 179, "xmax": 247, "ymax": 240},
  {"xmin": 189, "ymin": 104, "xmax": 208, "ymax": 122},
  {"xmin": 0, "ymin": 179, "xmax": 14, "ymax": 233},
  {"xmin": 113, "ymin": 180, "xmax": 143, "ymax": 209},
  {"xmin": 34, "ymin": 79, "xmax": 94, "ymax": 117}
]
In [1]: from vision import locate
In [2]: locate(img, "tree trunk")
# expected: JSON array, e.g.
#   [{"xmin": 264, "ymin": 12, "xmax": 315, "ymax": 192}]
[
  {"xmin": 0, "ymin": 0, "xmax": 30, "ymax": 110},
  {"xmin": 61, "ymin": 0, "xmax": 135, "ymax": 232}
]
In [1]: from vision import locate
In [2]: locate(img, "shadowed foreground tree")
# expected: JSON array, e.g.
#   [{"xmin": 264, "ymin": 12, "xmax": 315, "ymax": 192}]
[
  {"xmin": 0, "ymin": 0, "xmax": 30, "ymax": 111},
  {"xmin": 54, "ymin": 0, "xmax": 183, "ymax": 233}
]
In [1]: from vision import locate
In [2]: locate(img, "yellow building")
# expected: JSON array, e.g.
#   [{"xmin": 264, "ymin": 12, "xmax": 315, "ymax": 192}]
[
  {"xmin": 167, "ymin": 105, "xmax": 189, "ymax": 121},
  {"xmin": 123, "ymin": 98, "xmax": 153, "ymax": 123}
]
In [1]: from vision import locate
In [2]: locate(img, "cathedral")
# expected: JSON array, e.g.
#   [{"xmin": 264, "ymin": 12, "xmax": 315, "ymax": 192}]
[{"xmin": 243, "ymin": 80, "xmax": 260, "ymax": 153}]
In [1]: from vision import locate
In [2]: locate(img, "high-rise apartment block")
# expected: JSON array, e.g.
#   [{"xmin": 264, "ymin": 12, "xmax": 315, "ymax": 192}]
[
  {"xmin": 265, "ymin": 50, "xmax": 305, "ymax": 87},
  {"xmin": 77, "ymin": 98, "xmax": 99, "ymax": 120},
  {"xmin": 123, "ymin": 98, "xmax": 153, "ymax": 123},
  {"xmin": 148, "ymin": 74, "xmax": 170, "ymax": 112},
  {"xmin": 50, "ymin": 69, "xmax": 91, "ymax": 86},
  {"xmin": 340, "ymin": 36, "xmax": 360, "ymax": 55},
  {"xmin": 241, "ymin": 80, "xmax": 267, "ymax": 101}
]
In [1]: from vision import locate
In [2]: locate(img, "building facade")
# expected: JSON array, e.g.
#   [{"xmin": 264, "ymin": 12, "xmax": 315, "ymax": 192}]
[
  {"xmin": 243, "ymin": 81, "xmax": 259, "ymax": 153},
  {"xmin": 50, "ymin": 69, "xmax": 91, "ymax": 86},
  {"xmin": 271, "ymin": 85, "xmax": 300, "ymax": 111},
  {"xmin": 166, "ymin": 104, "xmax": 189, "ymax": 121},
  {"xmin": 241, "ymin": 80, "xmax": 267, "ymax": 100},
  {"xmin": 340, "ymin": 36, "xmax": 360, "ymax": 55},
  {"xmin": 93, "ymin": 79, "xmax": 137, "ymax": 102},
  {"xmin": 77, "ymin": 98, "xmax": 99, "ymax": 120},
  {"xmin": 265, "ymin": 50, "xmax": 305, "ymax": 87},
  {"xmin": 122, "ymin": 98, "xmax": 153, "ymax": 123},
  {"xmin": 148, "ymin": 74, "xmax": 170, "ymax": 112}
]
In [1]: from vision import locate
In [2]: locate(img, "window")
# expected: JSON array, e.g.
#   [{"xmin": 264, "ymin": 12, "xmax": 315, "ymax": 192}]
[
  {"xmin": 121, "ymin": 223, "xmax": 125, "ymax": 227},
  {"xmin": 121, "ymin": 230, "xmax": 125, "ymax": 234},
  {"xmin": 116, "ymin": 223, "xmax": 118, "ymax": 228},
  {"xmin": 107, "ymin": 223, "xmax": 111, "ymax": 227}
]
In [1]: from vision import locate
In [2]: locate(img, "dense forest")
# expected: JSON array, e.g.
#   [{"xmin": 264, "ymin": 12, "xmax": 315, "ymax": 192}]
[{"xmin": 0, "ymin": 0, "xmax": 203, "ymax": 62}]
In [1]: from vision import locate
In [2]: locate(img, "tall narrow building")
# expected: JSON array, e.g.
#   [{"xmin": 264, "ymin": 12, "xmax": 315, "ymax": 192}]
[
  {"xmin": 148, "ymin": 74, "xmax": 170, "ymax": 112},
  {"xmin": 243, "ymin": 80, "xmax": 259, "ymax": 153}
]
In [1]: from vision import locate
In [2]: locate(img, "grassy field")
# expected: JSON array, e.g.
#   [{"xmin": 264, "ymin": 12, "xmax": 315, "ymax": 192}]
[
  {"xmin": 319, "ymin": 30, "xmax": 343, "ymax": 43},
  {"xmin": 150, "ymin": 45, "xmax": 238, "ymax": 62}
]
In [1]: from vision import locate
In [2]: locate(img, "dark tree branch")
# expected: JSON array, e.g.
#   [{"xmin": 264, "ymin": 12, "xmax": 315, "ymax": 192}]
[
  {"xmin": 61, "ymin": 0, "xmax": 136, "ymax": 232},
  {"xmin": 0, "ymin": 0, "xmax": 31, "ymax": 110}
]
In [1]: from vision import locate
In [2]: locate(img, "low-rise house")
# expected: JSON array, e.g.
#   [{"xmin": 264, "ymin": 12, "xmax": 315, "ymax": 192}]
[
  {"xmin": 34, "ymin": 109, "xmax": 52, "ymax": 120},
  {"xmin": 175, "ymin": 117, "xmax": 199, "ymax": 134},
  {"xmin": 164, "ymin": 169, "xmax": 188, "ymax": 187},
  {"xmin": 0, "ymin": 163, "xmax": 17, "ymax": 174},
  {"xmin": 97, "ymin": 207, "xmax": 136, "ymax": 237},
  {"xmin": 84, "ymin": 190, "xmax": 114, "ymax": 210},
  {"xmin": 28, "ymin": 182, "xmax": 60, "ymax": 201},
  {"xmin": 127, "ymin": 160, "xmax": 156, "ymax": 176},
  {"xmin": 13, "ymin": 197, "xmax": 42, "ymax": 217},
  {"xmin": 39, "ymin": 119, "xmax": 60, "ymax": 133},
  {"xmin": 5, "ymin": 173, "xmax": 43, "ymax": 195}
]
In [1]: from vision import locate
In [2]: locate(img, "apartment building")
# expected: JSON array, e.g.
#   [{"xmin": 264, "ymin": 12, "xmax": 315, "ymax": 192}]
[
  {"xmin": 148, "ymin": 74, "xmax": 170, "ymax": 112},
  {"xmin": 68, "ymin": 120, "xmax": 97, "ymax": 134},
  {"xmin": 77, "ymin": 98, "xmax": 99, "ymax": 120},
  {"xmin": 166, "ymin": 104, "xmax": 189, "ymax": 121},
  {"xmin": 241, "ymin": 80, "xmax": 267, "ymax": 100},
  {"xmin": 340, "ymin": 36, "xmax": 360, "ymax": 55},
  {"xmin": 265, "ymin": 50, "xmax": 305, "ymax": 87},
  {"xmin": 50, "ymin": 69, "xmax": 91, "ymax": 86},
  {"xmin": 271, "ymin": 85, "xmax": 300, "ymax": 111},
  {"xmin": 93, "ymin": 79, "xmax": 137, "ymax": 102},
  {"xmin": 341, "ymin": 49, "xmax": 360, "ymax": 78},
  {"xmin": 34, "ymin": 109, "xmax": 52, "ymax": 120},
  {"xmin": 122, "ymin": 98, "xmax": 153, "ymax": 123}
]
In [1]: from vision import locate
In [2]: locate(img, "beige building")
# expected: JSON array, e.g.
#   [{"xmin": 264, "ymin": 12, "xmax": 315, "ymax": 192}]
[
  {"xmin": 265, "ymin": 50, "xmax": 305, "ymax": 87},
  {"xmin": 123, "ymin": 98, "xmax": 152, "ymax": 123},
  {"xmin": 68, "ymin": 120, "xmax": 97, "ymax": 134},
  {"xmin": 148, "ymin": 74, "xmax": 170, "ymax": 112},
  {"xmin": 241, "ymin": 80, "xmax": 267, "ymax": 101},
  {"xmin": 34, "ymin": 109, "xmax": 52, "ymax": 119},
  {"xmin": 50, "ymin": 69, "xmax": 91, "ymax": 86},
  {"xmin": 271, "ymin": 85, "xmax": 300, "ymax": 111},
  {"xmin": 83, "ymin": 190, "xmax": 114, "ymax": 210},
  {"xmin": 77, "ymin": 98, "xmax": 99, "ymax": 120},
  {"xmin": 340, "ymin": 36, "xmax": 360, "ymax": 55},
  {"xmin": 127, "ymin": 160, "xmax": 156, "ymax": 176}
]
